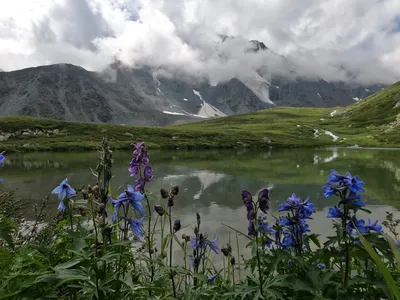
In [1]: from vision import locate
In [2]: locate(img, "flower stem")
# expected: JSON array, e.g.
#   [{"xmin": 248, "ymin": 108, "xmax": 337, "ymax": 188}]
[
  {"xmin": 144, "ymin": 194, "xmax": 154, "ymax": 288},
  {"xmin": 168, "ymin": 206, "xmax": 177, "ymax": 298},
  {"xmin": 255, "ymin": 228, "xmax": 264, "ymax": 296}
]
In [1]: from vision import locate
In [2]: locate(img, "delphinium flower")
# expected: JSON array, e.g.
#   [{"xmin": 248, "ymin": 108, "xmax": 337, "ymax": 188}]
[
  {"xmin": 0, "ymin": 151, "xmax": 5, "ymax": 182},
  {"xmin": 276, "ymin": 193, "xmax": 315, "ymax": 253},
  {"xmin": 323, "ymin": 170, "xmax": 376, "ymax": 287},
  {"xmin": 51, "ymin": 178, "xmax": 76, "ymax": 212},
  {"xmin": 396, "ymin": 240, "xmax": 400, "ymax": 248},
  {"xmin": 129, "ymin": 142, "xmax": 153, "ymax": 192}
]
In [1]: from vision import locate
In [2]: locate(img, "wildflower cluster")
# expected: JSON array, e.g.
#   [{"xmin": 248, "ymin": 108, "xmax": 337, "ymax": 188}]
[
  {"xmin": 0, "ymin": 151, "xmax": 5, "ymax": 183},
  {"xmin": 129, "ymin": 142, "xmax": 153, "ymax": 192},
  {"xmin": 324, "ymin": 169, "xmax": 383, "ymax": 236},
  {"xmin": 241, "ymin": 189, "xmax": 315, "ymax": 255},
  {"xmin": 276, "ymin": 194, "xmax": 315, "ymax": 253}
]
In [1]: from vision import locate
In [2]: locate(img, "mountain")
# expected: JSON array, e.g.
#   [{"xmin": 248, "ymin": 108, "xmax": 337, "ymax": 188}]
[{"xmin": 0, "ymin": 39, "xmax": 389, "ymax": 126}]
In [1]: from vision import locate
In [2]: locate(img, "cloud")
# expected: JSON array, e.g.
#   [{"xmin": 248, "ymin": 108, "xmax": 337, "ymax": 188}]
[{"xmin": 0, "ymin": 0, "xmax": 400, "ymax": 85}]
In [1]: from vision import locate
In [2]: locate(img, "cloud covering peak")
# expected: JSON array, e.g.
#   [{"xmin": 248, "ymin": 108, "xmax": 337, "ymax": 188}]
[{"xmin": 1, "ymin": 0, "xmax": 400, "ymax": 85}]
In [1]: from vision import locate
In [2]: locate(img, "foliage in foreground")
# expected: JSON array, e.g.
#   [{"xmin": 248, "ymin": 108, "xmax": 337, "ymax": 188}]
[{"xmin": 0, "ymin": 140, "xmax": 400, "ymax": 299}]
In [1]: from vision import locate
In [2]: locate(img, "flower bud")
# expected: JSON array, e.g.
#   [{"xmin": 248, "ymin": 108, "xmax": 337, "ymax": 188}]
[
  {"xmin": 168, "ymin": 196, "xmax": 175, "ymax": 207},
  {"xmin": 160, "ymin": 188, "xmax": 169, "ymax": 199},
  {"xmin": 154, "ymin": 204, "xmax": 165, "ymax": 216},
  {"xmin": 230, "ymin": 256, "xmax": 236, "ymax": 265},
  {"xmin": 171, "ymin": 185, "xmax": 179, "ymax": 196},
  {"xmin": 173, "ymin": 219, "xmax": 181, "ymax": 232}
]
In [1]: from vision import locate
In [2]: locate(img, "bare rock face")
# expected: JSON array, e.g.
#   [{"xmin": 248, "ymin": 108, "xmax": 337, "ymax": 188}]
[{"xmin": 0, "ymin": 40, "xmax": 386, "ymax": 126}]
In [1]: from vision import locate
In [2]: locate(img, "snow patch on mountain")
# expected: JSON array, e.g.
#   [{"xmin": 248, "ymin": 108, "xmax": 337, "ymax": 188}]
[
  {"xmin": 192, "ymin": 89, "xmax": 227, "ymax": 118},
  {"xmin": 240, "ymin": 74, "xmax": 275, "ymax": 105},
  {"xmin": 162, "ymin": 111, "xmax": 186, "ymax": 116},
  {"xmin": 325, "ymin": 130, "xmax": 339, "ymax": 141},
  {"xmin": 353, "ymin": 97, "xmax": 361, "ymax": 101}
]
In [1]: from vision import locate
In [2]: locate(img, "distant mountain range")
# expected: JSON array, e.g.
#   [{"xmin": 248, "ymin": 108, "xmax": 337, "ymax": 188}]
[{"xmin": 0, "ymin": 39, "xmax": 388, "ymax": 126}]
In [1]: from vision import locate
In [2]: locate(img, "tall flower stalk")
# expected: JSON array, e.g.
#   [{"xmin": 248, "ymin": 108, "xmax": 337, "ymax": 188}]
[
  {"xmin": 324, "ymin": 169, "xmax": 382, "ymax": 287},
  {"xmin": 241, "ymin": 188, "xmax": 270, "ymax": 296},
  {"xmin": 129, "ymin": 142, "xmax": 155, "ymax": 284}
]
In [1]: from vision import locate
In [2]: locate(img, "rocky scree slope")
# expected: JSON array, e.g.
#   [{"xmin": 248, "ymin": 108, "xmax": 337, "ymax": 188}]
[{"xmin": 0, "ymin": 39, "xmax": 387, "ymax": 126}]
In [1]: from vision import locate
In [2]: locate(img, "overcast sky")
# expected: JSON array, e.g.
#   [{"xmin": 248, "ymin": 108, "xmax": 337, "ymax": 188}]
[{"xmin": 1, "ymin": 0, "xmax": 400, "ymax": 85}]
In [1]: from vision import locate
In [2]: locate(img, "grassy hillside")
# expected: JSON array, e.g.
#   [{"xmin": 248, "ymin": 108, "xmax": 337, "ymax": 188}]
[{"xmin": 0, "ymin": 82, "xmax": 399, "ymax": 152}]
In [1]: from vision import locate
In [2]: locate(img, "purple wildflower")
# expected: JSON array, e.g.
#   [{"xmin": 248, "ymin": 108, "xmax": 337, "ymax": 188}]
[
  {"xmin": 248, "ymin": 220, "xmax": 255, "ymax": 236},
  {"xmin": 327, "ymin": 206, "xmax": 342, "ymax": 218},
  {"xmin": 154, "ymin": 204, "xmax": 165, "ymax": 216},
  {"xmin": 364, "ymin": 219, "xmax": 383, "ymax": 233},
  {"xmin": 258, "ymin": 189, "xmax": 270, "ymax": 214},
  {"xmin": 173, "ymin": 219, "xmax": 181, "ymax": 232},
  {"xmin": 317, "ymin": 263, "xmax": 326, "ymax": 270}
]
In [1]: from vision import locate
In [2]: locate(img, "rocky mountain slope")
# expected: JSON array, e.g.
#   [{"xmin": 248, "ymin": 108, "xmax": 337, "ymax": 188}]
[{"xmin": 0, "ymin": 39, "xmax": 388, "ymax": 126}]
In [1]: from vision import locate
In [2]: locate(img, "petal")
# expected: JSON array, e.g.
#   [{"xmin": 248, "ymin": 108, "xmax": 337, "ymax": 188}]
[
  {"xmin": 51, "ymin": 185, "xmax": 63, "ymax": 195},
  {"xmin": 66, "ymin": 187, "xmax": 76, "ymax": 198},
  {"xmin": 131, "ymin": 201, "xmax": 145, "ymax": 216},
  {"xmin": 58, "ymin": 200, "xmax": 66, "ymax": 212},
  {"xmin": 59, "ymin": 189, "xmax": 67, "ymax": 201}
]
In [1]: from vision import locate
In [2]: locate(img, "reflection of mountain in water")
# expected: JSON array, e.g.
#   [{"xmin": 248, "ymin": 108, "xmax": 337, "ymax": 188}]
[{"xmin": 2, "ymin": 148, "xmax": 400, "ymax": 219}]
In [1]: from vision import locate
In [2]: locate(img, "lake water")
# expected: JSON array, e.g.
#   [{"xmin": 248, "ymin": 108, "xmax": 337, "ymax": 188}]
[{"xmin": 1, "ymin": 147, "xmax": 400, "ymax": 260}]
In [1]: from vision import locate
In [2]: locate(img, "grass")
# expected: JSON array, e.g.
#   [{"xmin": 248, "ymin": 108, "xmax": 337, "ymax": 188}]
[{"xmin": 0, "ymin": 82, "xmax": 399, "ymax": 152}]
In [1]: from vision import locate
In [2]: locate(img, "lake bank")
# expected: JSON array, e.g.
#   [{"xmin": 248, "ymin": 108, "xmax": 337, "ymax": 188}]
[{"xmin": 1, "ymin": 105, "xmax": 399, "ymax": 153}]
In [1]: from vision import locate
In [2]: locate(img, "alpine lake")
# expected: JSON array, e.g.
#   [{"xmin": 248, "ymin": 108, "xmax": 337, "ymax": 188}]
[{"xmin": 1, "ymin": 147, "xmax": 400, "ymax": 261}]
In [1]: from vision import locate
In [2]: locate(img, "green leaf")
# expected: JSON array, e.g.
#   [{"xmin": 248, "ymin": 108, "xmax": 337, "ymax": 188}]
[
  {"xmin": 0, "ymin": 217, "xmax": 16, "ymax": 249},
  {"xmin": 355, "ymin": 227, "xmax": 400, "ymax": 300},
  {"xmin": 308, "ymin": 233, "xmax": 321, "ymax": 248},
  {"xmin": 251, "ymin": 241, "xmax": 258, "ymax": 257},
  {"xmin": 385, "ymin": 234, "xmax": 400, "ymax": 272},
  {"xmin": 74, "ymin": 199, "xmax": 88, "ymax": 205}
]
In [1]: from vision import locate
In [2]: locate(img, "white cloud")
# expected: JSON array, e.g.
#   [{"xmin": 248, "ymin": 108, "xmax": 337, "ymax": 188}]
[{"xmin": 0, "ymin": 0, "xmax": 400, "ymax": 85}]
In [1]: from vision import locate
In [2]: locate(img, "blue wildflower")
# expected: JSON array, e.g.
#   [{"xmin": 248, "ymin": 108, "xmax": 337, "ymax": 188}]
[
  {"xmin": 364, "ymin": 219, "xmax": 383, "ymax": 233},
  {"xmin": 344, "ymin": 172, "xmax": 365, "ymax": 193},
  {"xmin": 348, "ymin": 216, "xmax": 369, "ymax": 234},
  {"xmin": 0, "ymin": 151, "xmax": 5, "ymax": 168},
  {"xmin": 258, "ymin": 220, "xmax": 276, "ymax": 234},
  {"xmin": 299, "ymin": 197, "xmax": 315, "ymax": 219},
  {"xmin": 207, "ymin": 274, "xmax": 218, "ymax": 283},
  {"xmin": 396, "ymin": 240, "xmax": 400, "ymax": 248},
  {"xmin": 117, "ymin": 185, "xmax": 145, "ymax": 215},
  {"xmin": 327, "ymin": 169, "xmax": 345, "ymax": 183},
  {"xmin": 297, "ymin": 219, "xmax": 310, "ymax": 234},
  {"xmin": 51, "ymin": 179, "xmax": 76, "ymax": 212},
  {"xmin": 281, "ymin": 232, "xmax": 294, "ymax": 249},
  {"xmin": 349, "ymin": 195, "xmax": 365, "ymax": 208},
  {"xmin": 327, "ymin": 206, "xmax": 342, "ymax": 218},
  {"xmin": 323, "ymin": 185, "xmax": 336, "ymax": 198},
  {"xmin": 191, "ymin": 236, "xmax": 207, "ymax": 249},
  {"xmin": 279, "ymin": 193, "xmax": 301, "ymax": 212},
  {"xmin": 122, "ymin": 216, "xmax": 145, "ymax": 237},
  {"xmin": 207, "ymin": 237, "xmax": 219, "ymax": 254},
  {"xmin": 317, "ymin": 263, "xmax": 326, "ymax": 270}
]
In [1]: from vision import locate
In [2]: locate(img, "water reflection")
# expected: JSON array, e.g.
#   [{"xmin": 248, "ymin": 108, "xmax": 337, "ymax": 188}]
[{"xmin": 1, "ymin": 148, "xmax": 400, "ymax": 248}]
